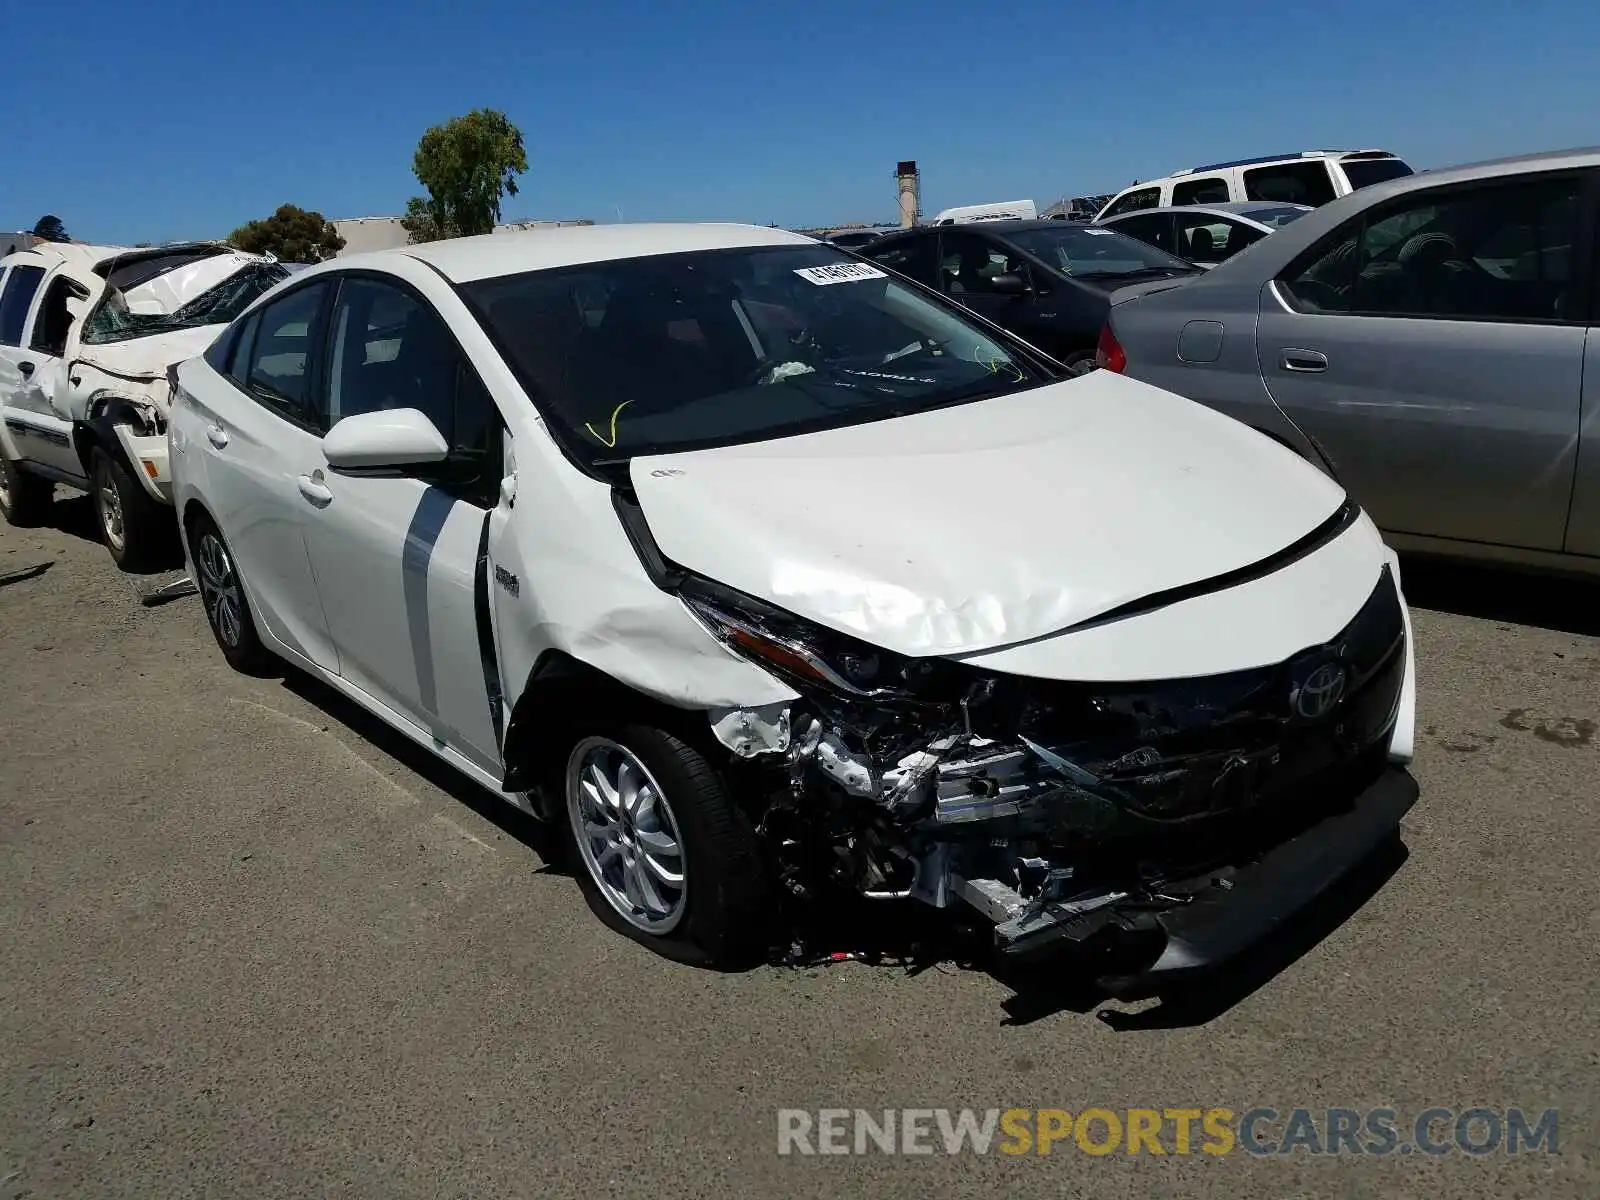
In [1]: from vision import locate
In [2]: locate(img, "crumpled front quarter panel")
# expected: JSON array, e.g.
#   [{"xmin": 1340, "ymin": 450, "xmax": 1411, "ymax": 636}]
[{"xmin": 494, "ymin": 442, "xmax": 797, "ymax": 712}]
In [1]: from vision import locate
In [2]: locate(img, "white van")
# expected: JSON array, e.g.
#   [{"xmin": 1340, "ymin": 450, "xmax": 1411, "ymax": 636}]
[
  {"xmin": 1094, "ymin": 151, "xmax": 1412, "ymax": 221},
  {"xmin": 931, "ymin": 199, "xmax": 1038, "ymax": 225}
]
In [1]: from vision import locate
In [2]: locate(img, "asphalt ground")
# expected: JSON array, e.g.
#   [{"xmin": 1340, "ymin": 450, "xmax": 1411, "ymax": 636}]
[{"xmin": 2, "ymin": 494, "xmax": 1596, "ymax": 1198}]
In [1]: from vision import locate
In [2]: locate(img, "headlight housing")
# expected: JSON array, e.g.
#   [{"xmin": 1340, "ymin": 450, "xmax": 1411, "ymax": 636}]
[{"xmin": 677, "ymin": 574, "xmax": 968, "ymax": 706}]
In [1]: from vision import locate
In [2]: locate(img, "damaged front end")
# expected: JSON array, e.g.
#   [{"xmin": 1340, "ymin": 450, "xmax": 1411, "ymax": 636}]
[{"xmin": 684, "ymin": 567, "xmax": 1414, "ymax": 986}]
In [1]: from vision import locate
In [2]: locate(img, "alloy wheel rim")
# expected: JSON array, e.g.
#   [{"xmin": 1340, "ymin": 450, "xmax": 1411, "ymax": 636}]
[
  {"xmin": 98, "ymin": 473, "xmax": 125, "ymax": 551},
  {"xmin": 566, "ymin": 737, "xmax": 687, "ymax": 934},
  {"xmin": 196, "ymin": 532, "xmax": 244, "ymax": 648}
]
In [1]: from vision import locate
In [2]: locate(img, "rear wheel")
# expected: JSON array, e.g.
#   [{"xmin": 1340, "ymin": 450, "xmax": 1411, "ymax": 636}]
[
  {"xmin": 559, "ymin": 722, "xmax": 771, "ymax": 967},
  {"xmin": 91, "ymin": 448, "xmax": 174, "ymax": 572},
  {"xmin": 187, "ymin": 512, "xmax": 272, "ymax": 675},
  {"xmin": 0, "ymin": 457, "xmax": 53, "ymax": 527}
]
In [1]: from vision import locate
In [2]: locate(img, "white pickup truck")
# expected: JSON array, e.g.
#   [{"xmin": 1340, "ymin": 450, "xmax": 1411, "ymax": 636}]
[{"xmin": 0, "ymin": 241, "xmax": 287, "ymax": 569}]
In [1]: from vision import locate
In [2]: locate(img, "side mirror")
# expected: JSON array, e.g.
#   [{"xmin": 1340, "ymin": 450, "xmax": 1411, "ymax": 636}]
[
  {"xmin": 323, "ymin": 408, "xmax": 449, "ymax": 472},
  {"xmin": 989, "ymin": 272, "xmax": 1030, "ymax": 296},
  {"xmin": 64, "ymin": 297, "xmax": 89, "ymax": 322}
]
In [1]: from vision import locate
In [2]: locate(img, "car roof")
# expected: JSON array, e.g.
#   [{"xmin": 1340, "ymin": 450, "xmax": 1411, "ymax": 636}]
[
  {"xmin": 869, "ymin": 219, "xmax": 1102, "ymax": 240},
  {"xmin": 363, "ymin": 223, "xmax": 818, "ymax": 283},
  {"xmin": 1102, "ymin": 202, "xmax": 1309, "ymax": 221}
]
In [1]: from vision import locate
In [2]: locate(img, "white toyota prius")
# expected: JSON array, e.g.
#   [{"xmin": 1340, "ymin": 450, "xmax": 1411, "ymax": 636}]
[{"xmin": 170, "ymin": 223, "xmax": 1418, "ymax": 990}]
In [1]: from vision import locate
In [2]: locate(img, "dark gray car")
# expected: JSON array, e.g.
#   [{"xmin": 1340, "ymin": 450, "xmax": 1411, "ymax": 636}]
[
  {"xmin": 1099, "ymin": 146, "xmax": 1600, "ymax": 575},
  {"xmin": 862, "ymin": 220, "xmax": 1199, "ymax": 373}
]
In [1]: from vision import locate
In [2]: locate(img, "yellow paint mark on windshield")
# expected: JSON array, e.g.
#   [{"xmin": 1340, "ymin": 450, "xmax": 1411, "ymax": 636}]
[
  {"xmin": 584, "ymin": 401, "xmax": 633, "ymax": 448},
  {"xmin": 976, "ymin": 346, "xmax": 1027, "ymax": 383}
]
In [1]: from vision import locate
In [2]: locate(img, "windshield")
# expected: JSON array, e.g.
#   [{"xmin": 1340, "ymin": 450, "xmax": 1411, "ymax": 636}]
[
  {"xmin": 1249, "ymin": 206, "xmax": 1310, "ymax": 228},
  {"xmin": 81, "ymin": 261, "xmax": 289, "ymax": 345},
  {"xmin": 463, "ymin": 245, "xmax": 1056, "ymax": 468},
  {"xmin": 1001, "ymin": 225, "xmax": 1197, "ymax": 279},
  {"xmin": 1341, "ymin": 158, "xmax": 1414, "ymax": 190}
]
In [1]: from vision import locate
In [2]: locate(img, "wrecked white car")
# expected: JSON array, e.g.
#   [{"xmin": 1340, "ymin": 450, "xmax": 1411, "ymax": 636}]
[
  {"xmin": 0, "ymin": 242, "xmax": 287, "ymax": 568},
  {"xmin": 170, "ymin": 225, "xmax": 1417, "ymax": 991}
]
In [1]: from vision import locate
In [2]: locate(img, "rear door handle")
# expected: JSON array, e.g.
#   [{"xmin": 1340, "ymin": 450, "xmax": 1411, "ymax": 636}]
[
  {"xmin": 205, "ymin": 425, "xmax": 229, "ymax": 449},
  {"xmin": 1281, "ymin": 348, "xmax": 1328, "ymax": 373},
  {"xmin": 297, "ymin": 473, "xmax": 333, "ymax": 506}
]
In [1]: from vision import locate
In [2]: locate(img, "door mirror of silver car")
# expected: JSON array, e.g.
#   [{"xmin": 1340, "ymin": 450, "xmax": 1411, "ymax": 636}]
[{"xmin": 323, "ymin": 408, "xmax": 450, "ymax": 472}]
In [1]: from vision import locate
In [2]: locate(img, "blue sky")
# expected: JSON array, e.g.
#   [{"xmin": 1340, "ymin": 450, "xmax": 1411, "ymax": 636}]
[{"xmin": 3, "ymin": 0, "xmax": 1597, "ymax": 243}]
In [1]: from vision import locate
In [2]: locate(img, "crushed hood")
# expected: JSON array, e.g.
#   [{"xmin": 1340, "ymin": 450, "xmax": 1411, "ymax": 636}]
[
  {"xmin": 629, "ymin": 372, "xmax": 1350, "ymax": 657},
  {"xmin": 70, "ymin": 324, "xmax": 220, "ymax": 383}
]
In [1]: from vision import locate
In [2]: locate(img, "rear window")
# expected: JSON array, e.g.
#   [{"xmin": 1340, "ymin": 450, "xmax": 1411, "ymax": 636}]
[
  {"xmin": 1172, "ymin": 176, "xmax": 1230, "ymax": 205},
  {"xmin": 1243, "ymin": 161, "xmax": 1338, "ymax": 206},
  {"xmin": 1340, "ymin": 158, "xmax": 1415, "ymax": 190}
]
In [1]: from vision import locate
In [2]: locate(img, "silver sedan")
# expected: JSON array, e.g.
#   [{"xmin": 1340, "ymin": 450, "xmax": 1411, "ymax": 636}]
[{"xmin": 1098, "ymin": 146, "xmax": 1600, "ymax": 576}]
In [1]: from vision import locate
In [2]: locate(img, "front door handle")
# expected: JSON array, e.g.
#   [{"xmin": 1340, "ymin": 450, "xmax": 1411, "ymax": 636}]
[
  {"xmin": 1281, "ymin": 348, "xmax": 1328, "ymax": 373},
  {"xmin": 205, "ymin": 425, "xmax": 229, "ymax": 449},
  {"xmin": 18, "ymin": 361, "xmax": 33, "ymax": 378},
  {"xmin": 297, "ymin": 472, "xmax": 333, "ymax": 506}
]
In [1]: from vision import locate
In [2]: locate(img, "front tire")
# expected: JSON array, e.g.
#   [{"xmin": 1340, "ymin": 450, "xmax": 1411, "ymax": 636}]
[
  {"xmin": 91, "ymin": 448, "xmax": 174, "ymax": 572},
  {"xmin": 0, "ymin": 456, "xmax": 53, "ymax": 527},
  {"xmin": 187, "ymin": 512, "xmax": 272, "ymax": 675},
  {"xmin": 560, "ymin": 723, "xmax": 771, "ymax": 967}
]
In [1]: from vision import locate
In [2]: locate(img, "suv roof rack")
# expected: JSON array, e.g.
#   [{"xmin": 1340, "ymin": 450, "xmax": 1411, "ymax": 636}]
[{"xmin": 1179, "ymin": 149, "xmax": 1395, "ymax": 174}]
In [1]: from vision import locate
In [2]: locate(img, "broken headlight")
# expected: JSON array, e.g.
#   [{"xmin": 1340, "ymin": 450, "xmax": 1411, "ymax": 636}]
[{"xmin": 678, "ymin": 575, "xmax": 967, "ymax": 705}]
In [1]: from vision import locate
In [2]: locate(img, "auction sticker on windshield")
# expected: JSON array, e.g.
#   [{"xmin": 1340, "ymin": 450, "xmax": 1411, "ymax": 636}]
[{"xmin": 794, "ymin": 263, "xmax": 888, "ymax": 285}]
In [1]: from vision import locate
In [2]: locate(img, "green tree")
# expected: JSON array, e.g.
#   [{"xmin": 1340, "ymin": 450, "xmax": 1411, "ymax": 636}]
[
  {"xmin": 228, "ymin": 204, "xmax": 345, "ymax": 263},
  {"xmin": 400, "ymin": 108, "xmax": 527, "ymax": 244}
]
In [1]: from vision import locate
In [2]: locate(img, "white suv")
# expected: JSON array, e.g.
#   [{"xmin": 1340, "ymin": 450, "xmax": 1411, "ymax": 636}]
[
  {"xmin": 169, "ymin": 224, "xmax": 1417, "ymax": 985},
  {"xmin": 0, "ymin": 242, "xmax": 287, "ymax": 568},
  {"xmin": 1095, "ymin": 150, "xmax": 1413, "ymax": 221}
]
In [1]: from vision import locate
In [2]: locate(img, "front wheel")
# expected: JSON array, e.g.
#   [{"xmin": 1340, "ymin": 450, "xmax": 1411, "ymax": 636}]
[
  {"xmin": 0, "ymin": 456, "xmax": 53, "ymax": 527},
  {"xmin": 560, "ymin": 723, "xmax": 772, "ymax": 967},
  {"xmin": 91, "ymin": 448, "xmax": 175, "ymax": 572}
]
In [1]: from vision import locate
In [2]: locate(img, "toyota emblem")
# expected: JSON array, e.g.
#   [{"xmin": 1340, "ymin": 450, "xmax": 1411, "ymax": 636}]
[{"xmin": 1293, "ymin": 661, "xmax": 1347, "ymax": 720}]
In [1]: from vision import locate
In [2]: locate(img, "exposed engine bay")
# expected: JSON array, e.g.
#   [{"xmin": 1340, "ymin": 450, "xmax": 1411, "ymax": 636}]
[{"xmin": 687, "ymin": 565, "xmax": 1410, "ymax": 968}]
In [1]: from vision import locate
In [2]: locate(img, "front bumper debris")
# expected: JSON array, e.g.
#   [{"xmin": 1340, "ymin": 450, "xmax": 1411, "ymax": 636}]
[{"xmin": 988, "ymin": 766, "xmax": 1417, "ymax": 988}]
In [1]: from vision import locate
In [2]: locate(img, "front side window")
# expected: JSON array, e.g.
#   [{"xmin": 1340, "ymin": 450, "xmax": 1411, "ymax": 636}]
[
  {"xmin": 242, "ymin": 283, "xmax": 328, "ymax": 423},
  {"xmin": 1172, "ymin": 176, "xmax": 1230, "ymax": 205},
  {"xmin": 1174, "ymin": 213, "xmax": 1265, "ymax": 264},
  {"xmin": 1280, "ymin": 176, "xmax": 1581, "ymax": 322},
  {"xmin": 1243, "ymin": 161, "xmax": 1337, "ymax": 206},
  {"xmin": 323, "ymin": 277, "xmax": 494, "ymax": 479},
  {"xmin": 0, "ymin": 265, "xmax": 45, "ymax": 346},
  {"xmin": 1003, "ymin": 224, "xmax": 1198, "ymax": 281},
  {"xmin": 28, "ymin": 275, "xmax": 90, "ymax": 356},
  {"xmin": 461, "ymin": 245, "xmax": 1054, "ymax": 469},
  {"xmin": 82, "ymin": 261, "xmax": 289, "ymax": 345},
  {"xmin": 1100, "ymin": 187, "xmax": 1160, "ymax": 219},
  {"xmin": 867, "ymin": 236, "xmax": 939, "ymax": 288}
]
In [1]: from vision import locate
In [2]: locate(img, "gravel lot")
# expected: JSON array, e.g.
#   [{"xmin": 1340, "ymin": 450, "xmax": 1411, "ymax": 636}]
[{"xmin": 2, "ymin": 495, "xmax": 1597, "ymax": 1199}]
